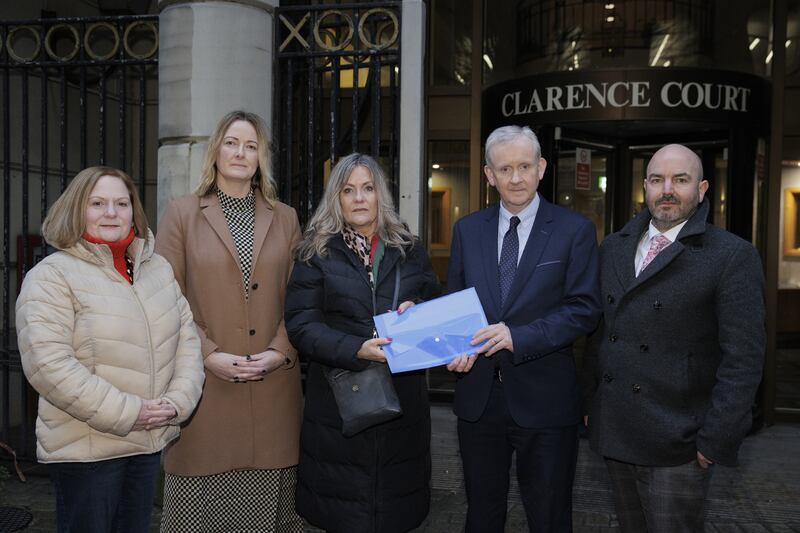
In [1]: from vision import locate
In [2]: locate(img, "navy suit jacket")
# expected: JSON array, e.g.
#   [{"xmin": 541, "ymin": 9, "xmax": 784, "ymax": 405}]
[{"xmin": 447, "ymin": 197, "xmax": 602, "ymax": 428}]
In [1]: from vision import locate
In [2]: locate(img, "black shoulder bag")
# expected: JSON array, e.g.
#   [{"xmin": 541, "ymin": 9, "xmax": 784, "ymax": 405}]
[{"xmin": 323, "ymin": 256, "xmax": 403, "ymax": 437}]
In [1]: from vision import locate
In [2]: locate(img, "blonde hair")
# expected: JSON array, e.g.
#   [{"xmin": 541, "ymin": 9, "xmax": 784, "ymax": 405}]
[
  {"xmin": 195, "ymin": 110, "xmax": 277, "ymax": 206},
  {"xmin": 296, "ymin": 153, "xmax": 414, "ymax": 262},
  {"xmin": 42, "ymin": 166, "xmax": 149, "ymax": 249}
]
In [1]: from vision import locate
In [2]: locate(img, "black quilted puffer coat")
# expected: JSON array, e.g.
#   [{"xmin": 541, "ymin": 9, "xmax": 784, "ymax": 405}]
[{"xmin": 285, "ymin": 235, "xmax": 440, "ymax": 533}]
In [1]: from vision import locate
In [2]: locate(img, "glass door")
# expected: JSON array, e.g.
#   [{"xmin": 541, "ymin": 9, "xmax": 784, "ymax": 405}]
[{"xmin": 554, "ymin": 140, "xmax": 612, "ymax": 241}]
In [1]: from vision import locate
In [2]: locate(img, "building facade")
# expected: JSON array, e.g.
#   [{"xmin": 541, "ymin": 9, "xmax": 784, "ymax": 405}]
[{"xmin": 0, "ymin": 0, "xmax": 798, "ymax": 457}]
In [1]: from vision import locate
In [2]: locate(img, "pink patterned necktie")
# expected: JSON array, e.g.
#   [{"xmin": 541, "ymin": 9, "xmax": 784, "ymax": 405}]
[{"xmin": 638, "ymin": 234, "xmax": 671, "ymax": 276}]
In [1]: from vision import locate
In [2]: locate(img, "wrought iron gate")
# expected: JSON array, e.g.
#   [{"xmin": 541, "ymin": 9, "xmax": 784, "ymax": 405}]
[
  {"xmin": 273, "ymin": 2, "xmax": 401, "ymax": 224},
  {"xmin": 0, "ymin": 15, "xmax": 158, "ymax": 459}
]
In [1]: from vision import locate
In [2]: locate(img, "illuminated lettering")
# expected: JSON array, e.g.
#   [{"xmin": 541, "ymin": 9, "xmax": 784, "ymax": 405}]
[
  {"xmin": 546, "ymin": 86, "xmax": 564, "ymax": 111},
  {"xmin": 630, "ymin": 81, "xmax": 650, "ymax": 107},
  {"xmin": 501, "ymin": 92, "xmax": 516, "ymax": 117},
  {"xmin": 661, "ymin": 81, "xmax": 682, "ymax": 107},
  {"xmin": 607, "ymin": 82, "xmax": 630, "ymax": 107},
  {"xmin": 565, "ymin": 84, "xmax": 585, "ymax": 110}
]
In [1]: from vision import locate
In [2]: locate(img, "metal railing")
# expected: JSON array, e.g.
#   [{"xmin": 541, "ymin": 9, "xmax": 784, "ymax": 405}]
[
  {"xmin": 0, "ymin": 15, "xmax": 158, "ymax": 459},
  {"xmin": 274, "ymin": 2, "xmax": 401, "ymax": 224}
]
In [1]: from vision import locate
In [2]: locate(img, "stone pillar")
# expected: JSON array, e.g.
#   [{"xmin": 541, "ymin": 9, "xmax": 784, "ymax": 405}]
[
  {"xmin": 156, "ymin": 0, "xmax": 278, "ymax": 220},
  {"xmin": 398, "ymin": 0, "xmax": 426, "ymax": 236}
]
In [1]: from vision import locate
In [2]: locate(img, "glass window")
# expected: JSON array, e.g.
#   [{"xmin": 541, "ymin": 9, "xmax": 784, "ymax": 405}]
[
  {"xmin": 631, "ymin": 155, "xmax": 648, "ymax": 219},
  {"xmin": 556, "ymin": 146, "xmax": 608, "ymax": 242},
  {"xmin": 711, "ymin": 149, "xmax": 729, "ymax": 230},
  {"xmin": 430, "ymin": 0, "xmax": 473, "ymax": 86},
  {"xmin": 427, "ymin": 141, "xmax": 470, "ymax": 285},
  {"xmin": 426, "ymin": 140, "xmax": 470, "ymax": 394},
  {"xmin": 486, "ymin": 0, "xmax": 776, "ymax": 78}
]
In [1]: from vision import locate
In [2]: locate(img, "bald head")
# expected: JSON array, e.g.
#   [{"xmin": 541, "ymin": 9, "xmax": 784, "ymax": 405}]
[
  {"xmin": 647, "ymin": 144, "xmax": 703, "ymax": 183},
  {"xmin": 643, "ymin": 143, "xmax": 709, "ymax": 232}
]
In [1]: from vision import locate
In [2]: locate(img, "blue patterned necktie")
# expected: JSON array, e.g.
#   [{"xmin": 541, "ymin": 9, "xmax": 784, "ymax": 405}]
[{"xmin": 499, "ymin": 216, "xmax": 520, "ymax": 307}]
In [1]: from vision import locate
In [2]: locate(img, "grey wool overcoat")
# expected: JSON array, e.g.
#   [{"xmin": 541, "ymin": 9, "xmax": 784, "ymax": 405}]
[{"xmin": 584, "ymin": 199, "xmax": 765, "ymax": 467}]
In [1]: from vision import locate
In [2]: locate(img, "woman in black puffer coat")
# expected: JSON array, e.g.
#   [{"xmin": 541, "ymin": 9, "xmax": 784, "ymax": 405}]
[{"xmin": 285, "ymin": 153, "xmax": 440, "ymax": 533}]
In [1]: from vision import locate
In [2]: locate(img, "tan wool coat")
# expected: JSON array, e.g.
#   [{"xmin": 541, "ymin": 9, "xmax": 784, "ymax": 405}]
[{"xmin": 155, "ymin": 192, "xmax": 302, "ymax": 476}]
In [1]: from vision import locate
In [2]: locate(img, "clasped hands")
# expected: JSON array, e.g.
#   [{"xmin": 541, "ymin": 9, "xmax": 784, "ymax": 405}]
[
  {"xmin": 205, "ymin": 350, "xmax": 287, "ymax": 383},
  {"xmin": 446, "ymin": 322, "xmax": 513, "ymax": 373},
  {"xmin": 132, "ymin": 398, "xmax": 176, "ymax": 431}
]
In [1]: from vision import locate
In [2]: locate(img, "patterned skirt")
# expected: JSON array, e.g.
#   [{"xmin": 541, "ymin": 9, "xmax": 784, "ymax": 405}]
[{"xmin": 160, "ymin": 467, "xmax": 304, "ymax": 532}]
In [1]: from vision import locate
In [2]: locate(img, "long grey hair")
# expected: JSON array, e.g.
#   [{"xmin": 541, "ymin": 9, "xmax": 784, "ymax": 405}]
[{"xmin": 295, "ymin": 153, "xmax": 414, "ymax": 262}]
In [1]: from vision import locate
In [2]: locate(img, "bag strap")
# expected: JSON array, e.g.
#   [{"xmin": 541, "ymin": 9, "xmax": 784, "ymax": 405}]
[
  {"xmin": 392, "ymin": 263, "xmax": 401, "ymax": 311},
  {"xmin": 370, "ymin": 247, "xmax": 402, "ymax": 314}
]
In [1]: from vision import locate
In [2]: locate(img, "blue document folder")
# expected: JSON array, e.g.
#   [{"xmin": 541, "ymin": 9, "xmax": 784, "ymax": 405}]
[{"xmin": 373, "ymin": 287, "xmax": 489, "ymax": 373}]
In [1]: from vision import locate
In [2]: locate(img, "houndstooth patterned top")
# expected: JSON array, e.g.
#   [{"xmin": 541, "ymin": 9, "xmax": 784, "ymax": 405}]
[{"xmin": 217, "ymin": 188, "xmax": 255, "ymax": 298}]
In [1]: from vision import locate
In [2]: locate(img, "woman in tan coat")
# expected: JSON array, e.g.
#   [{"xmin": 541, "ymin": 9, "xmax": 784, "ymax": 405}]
[
  {"xmin": 16, "ymin": 166, "xmax": 204, "ymax": 532},
  {"xmin": 156, "ymin": 110, "xmax": 303, "ymax": 532}
]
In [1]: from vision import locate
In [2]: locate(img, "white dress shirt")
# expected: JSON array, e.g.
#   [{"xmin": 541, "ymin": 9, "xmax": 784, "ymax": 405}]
[
  {"xmin": 634, "ymin": 220, "xmax": 688, "ymax": 275},
  {"xmin": 497, "ymin": 193, "xmax": 540, "ymax": 265}
]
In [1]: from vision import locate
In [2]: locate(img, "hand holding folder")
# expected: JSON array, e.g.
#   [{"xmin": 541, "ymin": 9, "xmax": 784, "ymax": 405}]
[{"xmin": 373, "ymin": 288, "xmax": 490, "ymax": 373}]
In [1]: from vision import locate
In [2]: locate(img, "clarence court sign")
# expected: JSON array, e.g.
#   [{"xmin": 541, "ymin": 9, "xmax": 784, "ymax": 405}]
[{"xmin": 482, "ymin": 68, "xmax": 770, "ymax": 135}]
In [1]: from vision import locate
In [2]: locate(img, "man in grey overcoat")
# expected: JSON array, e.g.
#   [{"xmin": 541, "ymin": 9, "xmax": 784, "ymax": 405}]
[{"xmin": 584, "ymin": 144, "xmax": 765, "ymax": 532}]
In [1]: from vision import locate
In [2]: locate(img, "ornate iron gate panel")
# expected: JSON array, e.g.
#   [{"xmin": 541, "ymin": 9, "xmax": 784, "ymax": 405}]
[
  {"xmin": 0, "ymin": 15, "xmax": 158, "ymax": 459},
  {"xmin": 274, "ymin": 2, "xmax": 401, "ymax": 224}
]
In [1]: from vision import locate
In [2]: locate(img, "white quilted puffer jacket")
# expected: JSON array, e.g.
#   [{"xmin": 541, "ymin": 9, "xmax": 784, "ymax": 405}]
[{"xmin": 16, "ymin": 230, "xmax": 204, "ymax": 463}]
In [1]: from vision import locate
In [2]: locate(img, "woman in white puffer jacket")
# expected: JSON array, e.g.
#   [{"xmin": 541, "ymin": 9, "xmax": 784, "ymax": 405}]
[{"xmin": 15, "ymin": 166, "xmax": 205, "ymax": 533}]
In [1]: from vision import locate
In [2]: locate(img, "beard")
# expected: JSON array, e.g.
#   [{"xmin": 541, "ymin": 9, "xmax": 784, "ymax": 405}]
[{"xmin": 649, "ymin": 194, "xmax": 699, "ymax": 231}]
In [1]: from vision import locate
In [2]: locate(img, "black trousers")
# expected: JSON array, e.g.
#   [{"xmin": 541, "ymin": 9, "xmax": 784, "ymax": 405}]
[
  {"xmin": 458, "ymin": 380, "xmax": 579, "ymax": 533},
  {"xmin": 48, "ymin": 452, "xmax": 160, "ymax": 533},
  {"xmin": 605, "ymin": 457, "xmax": 712, "ymax": 533}
]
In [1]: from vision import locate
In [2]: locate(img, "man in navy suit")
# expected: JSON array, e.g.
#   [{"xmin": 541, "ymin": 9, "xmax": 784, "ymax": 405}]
[{"xmin": 447, "ymin": 125, "xmax": 602, "ymax": 532}]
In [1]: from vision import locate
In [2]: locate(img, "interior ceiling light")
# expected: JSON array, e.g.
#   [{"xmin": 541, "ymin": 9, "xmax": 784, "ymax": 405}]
[
  {"xmin": 664, "ymin": 60, "xmax": 671, "ymax": 67},
  {"xmin": 605, "ymin": 3, "xmax": 615, "ymax": 9},
  {"xmin": 432, "ymin": 163, "xmax": 440, "ymax": 169},
  {"xmin": 482, "ymin": 54, "xmax": 494, "ymax": 70},
  {"xmin": 766, "ymin": 49, "xmax": 773, "ymax": 64},
  {"xmin": 651, "ymin": 33, "xmax": 670, "ymax": 66},
  {"xmin": 606, "ymin": 15, "xmax": 615, "ymax": 22},
  {"xmin": 749, "ymin": 37, "xmax": 760, "ymax": 50},
  {"xmin": 787, "ymin": 39, "xmax": 792, "ymax": 48}
]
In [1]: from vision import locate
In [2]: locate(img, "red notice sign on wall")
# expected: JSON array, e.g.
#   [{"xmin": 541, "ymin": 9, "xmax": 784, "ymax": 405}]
[{"xmin": 575, "ymin": 147, "xmax": 591, "ymax": 191}]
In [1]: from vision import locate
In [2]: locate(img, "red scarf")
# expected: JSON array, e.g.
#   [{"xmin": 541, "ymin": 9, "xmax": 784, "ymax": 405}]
[{"xmin": 82, "ymin": 228, "xmax": 136, "ymax": 283}]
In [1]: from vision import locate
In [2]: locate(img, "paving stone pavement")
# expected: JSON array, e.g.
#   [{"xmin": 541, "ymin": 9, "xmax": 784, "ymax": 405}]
[{"xmin": 2, "ymin": 405, "xmax": 799, "ymax": 532}]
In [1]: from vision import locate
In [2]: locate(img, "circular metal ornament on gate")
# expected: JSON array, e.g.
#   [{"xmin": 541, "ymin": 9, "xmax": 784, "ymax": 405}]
[
  {"xmin": 314, "ymin": 10, "xmax": 354, "ymax": 52},
  {"xmin": 123, "ymin": 21, "xmax": 158, "ymax": 59},
  {"xmin": 6, "ymin": 26, "xmax": 41, "ymax": 63},
  {"xmin": 44, "ymin": 23, "xmax": 80, "ymax": 62},
  {"xmin": 84, "ymin": 22, "xmax": 120, "ymax": 61},
  {"xmin": 358, "ymin": 8, "xmax": 399, "ymax": 51}
]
